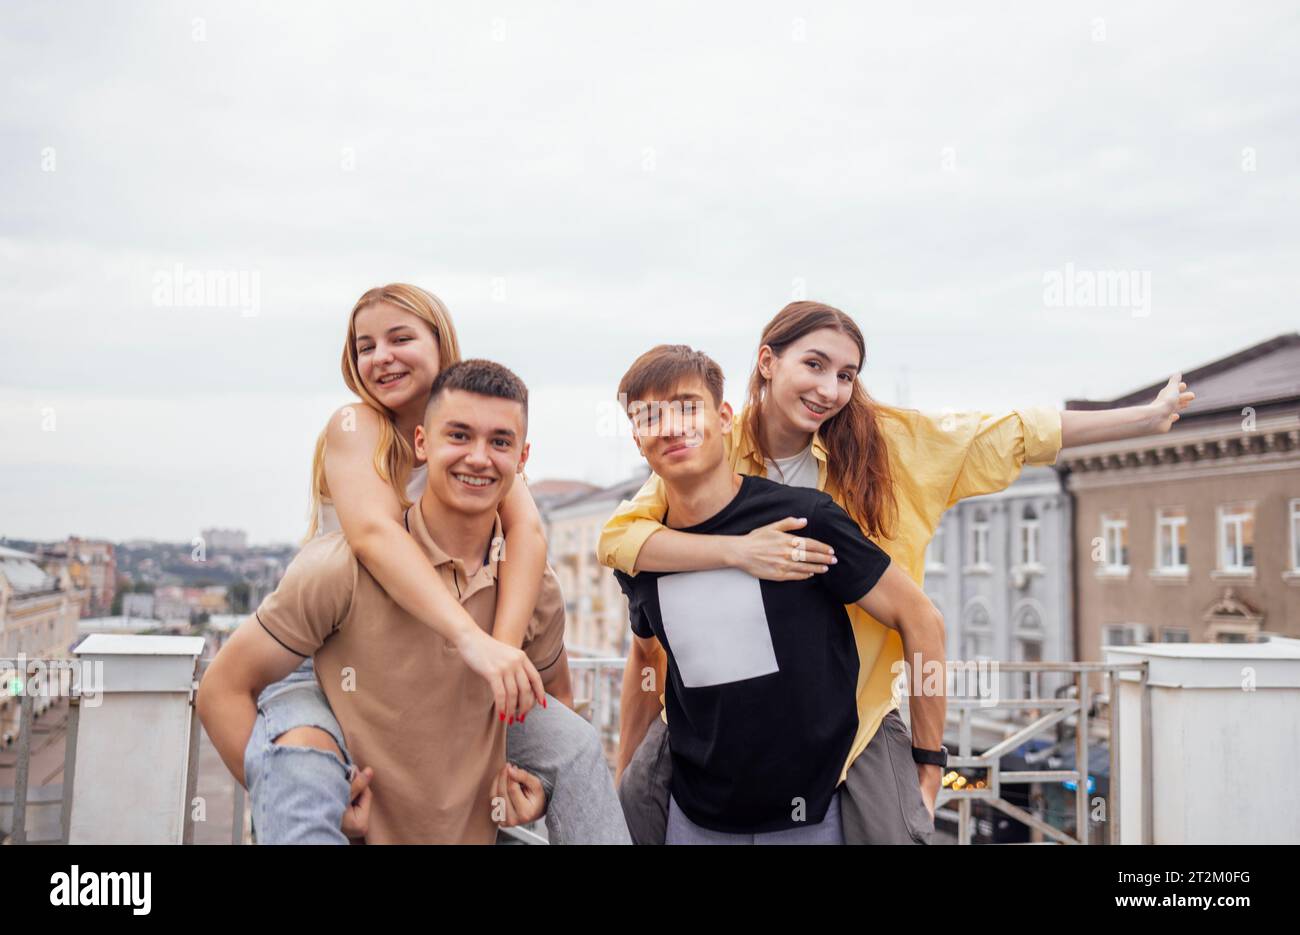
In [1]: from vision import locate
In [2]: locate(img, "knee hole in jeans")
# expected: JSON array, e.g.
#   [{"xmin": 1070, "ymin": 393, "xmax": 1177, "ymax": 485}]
[{"xmin": 272, "ymin": 726, "xmax": 344, "ymax": 766}]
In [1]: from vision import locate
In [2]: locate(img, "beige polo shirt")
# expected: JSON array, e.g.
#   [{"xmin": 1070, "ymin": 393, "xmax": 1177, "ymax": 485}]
[{"xmin": 253, "ymin": 499, "xmax": 566, "ymax": 844}]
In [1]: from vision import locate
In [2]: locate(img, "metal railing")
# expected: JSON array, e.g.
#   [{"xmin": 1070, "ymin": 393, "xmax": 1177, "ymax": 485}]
[
  {"xmin": 566, "ymin": 655, "xmax": 626, "ymax": 755},
  {"xmin": 1, "ymin": 662, "xmax": 80, "ymax": 845},
  {"xmin": 932, "ymin": 660, "xmax": 1149, "ymax": 845},
  {"xmin": 5, "ymin": 653, "xmax": 1147, "ymax": 845}
]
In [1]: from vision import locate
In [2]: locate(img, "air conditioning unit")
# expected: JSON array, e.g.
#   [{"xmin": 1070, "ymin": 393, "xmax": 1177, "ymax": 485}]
[{"xmin": 1010, "ymin": 568, "xmax": 1028, "ymax": 590}]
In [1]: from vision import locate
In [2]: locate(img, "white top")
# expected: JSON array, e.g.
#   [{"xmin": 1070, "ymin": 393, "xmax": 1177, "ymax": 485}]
[
  {"xmin": 316, "ymin": 463, "xmax": 428, "ymax": 537},
  {"xmin": 74, "ymin": 634, "xmax": 208, "ymax": 657},
  {"xmin": 763, "ymin": 443, "xmax": 818, "ymax": 489}
]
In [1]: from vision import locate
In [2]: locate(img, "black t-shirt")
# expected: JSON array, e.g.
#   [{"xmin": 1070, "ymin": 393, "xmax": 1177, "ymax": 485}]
[{"xmin": 614, "ymin": 474, "xmax": 891, "ymax": 833}]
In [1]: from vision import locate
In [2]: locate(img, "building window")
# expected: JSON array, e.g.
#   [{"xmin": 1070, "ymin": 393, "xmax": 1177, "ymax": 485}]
[
  {"xmin": 1018, "ymin": 504, "xmax": 1040, "ymax": 568},
  {"xmin": 962, "ymin": 630, "xmax": 992, "ymax": 661},
  {"xmin": 926, "ymin": 524, "xmax": 946, "ymax": 572},
  {"xmin": 1014, "ymin": 605, "xmax": 1043, "ymax": 698},
  {"xmin": 962, "ymin": 604, "xmax": 992, "ymax": 660},
  {"xmin": 970, "ymin": 509, "xmax": 990, "ymax": 568},
  {"xmin": 1156, "ymin": 507, "xmax": 1189, "ymax": 573},
  {"xmin": 1217, "ymin": 502, "xmax": 1255, "ymax": 572},
  {"xmin": 1160, "ymin": 627, "xmax": 1191, "ymax": 643},
  {"xmin": 1102, "ymin": 623, "xmax": 1148, "ymax": 646},
  {"xmin": 1101, "ymin": 511, "xmax": 1128, "ymax": 571}
]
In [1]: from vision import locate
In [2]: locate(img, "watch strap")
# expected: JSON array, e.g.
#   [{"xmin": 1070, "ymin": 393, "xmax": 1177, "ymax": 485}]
[{"xmin": 912, "ymin": 745, "xmax": 948, "ymax": 768}]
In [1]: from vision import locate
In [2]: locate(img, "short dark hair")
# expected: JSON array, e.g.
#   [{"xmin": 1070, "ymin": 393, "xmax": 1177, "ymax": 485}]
[
  {"xmin": 617, "ymin": 344, "xmax": 724, "ymax": 415},
  {"xmin": 426, "ymin": 359, "xmax": 528, "ymax": 425}
]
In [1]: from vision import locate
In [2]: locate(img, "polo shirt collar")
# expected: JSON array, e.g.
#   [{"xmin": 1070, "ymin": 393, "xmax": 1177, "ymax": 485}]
[{"xmin": 405, "ymin": 496, "xmax": 504, "ymax": 595}]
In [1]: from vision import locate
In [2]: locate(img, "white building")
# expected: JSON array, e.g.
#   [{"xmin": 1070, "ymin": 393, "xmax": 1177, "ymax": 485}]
[{"xmin": 923, "ymin": 466, "xmax": 1074, "ymax": 701}]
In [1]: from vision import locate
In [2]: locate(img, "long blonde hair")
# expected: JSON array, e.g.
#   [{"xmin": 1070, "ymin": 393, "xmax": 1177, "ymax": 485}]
[{"xmin": 303, "ymin": 284, "xmax": 462, "ymax": 541}]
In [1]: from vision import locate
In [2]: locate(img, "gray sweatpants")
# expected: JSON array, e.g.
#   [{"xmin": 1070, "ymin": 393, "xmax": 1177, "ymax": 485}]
[
  {"xmin": 666, "ymin": 791, "xmax": 845, "ymax": 844},
  {"xmin": 505, "ymin": 696, "xmax": 632, "ymax": 844},
  {"xmin": 618, "ymin": 708, "xmax": 934, "ymax": 845}
]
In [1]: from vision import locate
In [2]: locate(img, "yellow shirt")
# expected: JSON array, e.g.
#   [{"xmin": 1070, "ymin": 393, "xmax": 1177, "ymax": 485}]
[{"xmin": 597, "ymin": 404, "xmax": 1062, "ymax": 781}]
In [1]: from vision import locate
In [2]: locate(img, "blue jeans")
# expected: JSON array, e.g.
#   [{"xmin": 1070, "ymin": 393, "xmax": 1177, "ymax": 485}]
[{"xmin": 245, "ymin": 660, "xmax": 631, "ymax": 844}]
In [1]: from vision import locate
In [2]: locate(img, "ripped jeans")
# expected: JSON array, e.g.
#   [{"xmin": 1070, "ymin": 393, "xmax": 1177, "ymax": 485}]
[{"xmin": 244, "ymin": 659, "xmax": 631, "ymax": 844}]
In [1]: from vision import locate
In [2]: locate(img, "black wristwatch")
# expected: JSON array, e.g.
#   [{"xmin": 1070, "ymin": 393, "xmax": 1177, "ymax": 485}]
[{"xmin": 912, "ymin": 745, "xmax": 948, "ymax": 768}]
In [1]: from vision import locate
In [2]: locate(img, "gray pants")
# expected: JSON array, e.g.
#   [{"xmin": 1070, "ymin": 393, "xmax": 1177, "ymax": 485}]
[
  {"xmin": 666, "ymin": 791, "xmax": 845, "ymax": 844},
  {"xmin": 506, "ymin": 695, "xmax": 632, "ymax": 844},
  {"xmin": 618, "ymin": 708, "xmax": 934, "ymax": 845}
]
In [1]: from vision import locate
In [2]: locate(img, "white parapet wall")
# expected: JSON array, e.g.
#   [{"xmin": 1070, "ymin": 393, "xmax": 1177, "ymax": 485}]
[
  {"xmin": 1107, "ymin": 637, "xmax": 1300, "ymax": 845},
  {"xmin": 69, "ymin": 634, "xmax": 206, "ymax": 844}
]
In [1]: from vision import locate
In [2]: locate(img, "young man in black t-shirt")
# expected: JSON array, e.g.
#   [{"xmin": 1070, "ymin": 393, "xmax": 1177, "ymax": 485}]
[{"xmin": 612, "ymin": 344, "xmax": 947, "ymax": 843}]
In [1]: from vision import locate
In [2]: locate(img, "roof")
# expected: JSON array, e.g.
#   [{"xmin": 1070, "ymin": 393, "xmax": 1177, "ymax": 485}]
[
  {"xmin": 0, "ymin": 549, "xmax": 55, "ymax": 592},
  {"xmin": 528, "ymin": 479, "xmax": 601, "ymax": 508},
  {"xmin": 1065, "ymin": 332, "xmax": 1300, "ymax": 417},
  {"xmin": 536, "ymin": 468, "xmax": 652, "ymax": 516}
]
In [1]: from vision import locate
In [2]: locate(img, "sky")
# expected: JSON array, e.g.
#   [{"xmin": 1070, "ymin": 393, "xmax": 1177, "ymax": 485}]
[{"xmin": 2, "ymin": 1, "xmax": 1297, "ymax": 545}]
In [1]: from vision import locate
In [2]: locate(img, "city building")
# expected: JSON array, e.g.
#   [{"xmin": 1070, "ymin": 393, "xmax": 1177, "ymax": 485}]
[
  {"xmin": 1057, "ymin": 332, "xmax": 1300, "ymax": 658},
  {"xmin": 924, "ymin": 465, "xmax": 1074, "ymax": 700},
  {"xmin": 0, "ymin": 546, "xmax": 86, "ymax": 744},
  {"xmin": 201, "ymin": 529, "xmax": 248, "ymax": 552},
  {"xmin": 36, "ymin": 537, "xmax": 117, "ymax": 617},
  {"xmin": 121, "ymin": 592, "xmax": 156, "ymax": 619},
  {"xmin": 236, "ymin": 554, "xmax": 289, "ymax": 609},
  {"xmin": 0, "ymin": 546, "xmax": 85, "ymax": 659},
  {"xmin": 152, "ymin": 586, "xmax": 190, "ymax": 625},
  {"xmin": 539, "ymin": 471, "xmax": 649, "ymax": 658}
]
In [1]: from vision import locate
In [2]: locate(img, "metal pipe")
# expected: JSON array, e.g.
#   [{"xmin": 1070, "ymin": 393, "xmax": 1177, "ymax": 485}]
[{"xmin": 11, "ymin": 685, "xmax": 34, "ymax": 845}]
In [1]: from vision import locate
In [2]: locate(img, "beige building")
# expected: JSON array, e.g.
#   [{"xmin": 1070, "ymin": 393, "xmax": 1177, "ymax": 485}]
[
  {"xmin": 37, "ymin": 537, "xmax": 117, "ymax": 617},
  {"xmin": 538, "ymin": 475, "xmax": 642, "ymax": 658},
  {"xmin": 1059, "ymin": 333, "xmax": 1300, "ymax": 659},
  {"xmin": 1, "ymin": 546, "xmax": 86, "ymax": 743}
]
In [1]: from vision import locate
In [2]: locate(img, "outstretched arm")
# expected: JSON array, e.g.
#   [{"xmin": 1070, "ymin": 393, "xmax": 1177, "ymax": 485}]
[{"xmin": 1060, "ymin": 374, "xmax": 1195, "ymax": 448}]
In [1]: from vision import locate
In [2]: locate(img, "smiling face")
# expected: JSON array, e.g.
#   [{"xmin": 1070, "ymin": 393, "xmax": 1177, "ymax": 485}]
[
  {"xmin": 758, "ymin": 326, "xmax": 862, "ymax": 436},
  {"xmin": 352, "ymin": 300, "xmax": 441, "ymax": 412},
  {"xmin": 415, "ymin": 389, "xmax": 530, "ymax": 518},
  {"xmin": 629, "ymin": 376, "xmax": 733, "ymax": 484}
]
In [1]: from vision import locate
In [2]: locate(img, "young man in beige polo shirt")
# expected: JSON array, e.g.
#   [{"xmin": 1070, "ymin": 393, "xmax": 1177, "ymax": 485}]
[{"xmin": 201, "ymin": 360, "xmax": 603, "ymax": 843}]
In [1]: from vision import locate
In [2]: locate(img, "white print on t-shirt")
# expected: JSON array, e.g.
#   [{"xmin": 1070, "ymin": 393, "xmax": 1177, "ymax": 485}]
[{"xmin": 656, "ymin": 569, "xmax": 779, "ymax": 688}]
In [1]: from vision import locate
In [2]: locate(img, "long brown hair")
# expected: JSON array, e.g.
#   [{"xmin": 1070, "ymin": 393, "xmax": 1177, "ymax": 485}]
[
  {"xmin": 303, "ymin": 284, "xmax": 462, "ymax": 541},
  {"xmin": 743, "ymin": 301, "xmax": 898, "ymax": 540}
]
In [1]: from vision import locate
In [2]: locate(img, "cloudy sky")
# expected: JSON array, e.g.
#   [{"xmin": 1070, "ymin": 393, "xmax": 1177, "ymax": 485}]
[{"xmin": 2, "ymin": 1, "xmax": 1297, "ymax": 545}]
